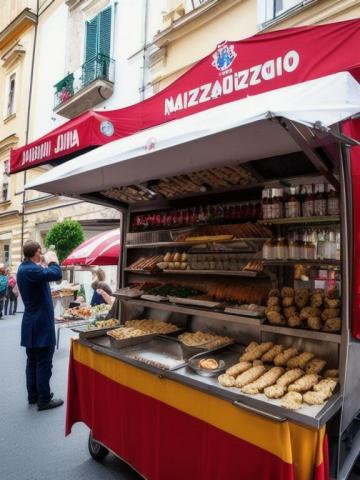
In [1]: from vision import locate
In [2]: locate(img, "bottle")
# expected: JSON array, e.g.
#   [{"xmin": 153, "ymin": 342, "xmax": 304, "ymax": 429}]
[
  {"xmin": 302, "ymin": 185, "xmax": 314, "ymax": 217},
  {"xmin": 327, "ymin": 186, "xmax": 340, "ymax": 216},
  {"xmin": 276, "ymin": 237, "xmax": 288, "ymax": 260},
  {"xmin": 262, "ymin": 189, "xmax": 269, "ymax": 219},
  {"xmin": 286, "ymin": 187, "xmax": 301, "ymax": 218},
  {"xmin": 273, "ymin": 189, "xmax": 284, "ymax": 219},
  {"xmin": 314, "ymin": 184, "xmax": 327, "ymax": 216}
]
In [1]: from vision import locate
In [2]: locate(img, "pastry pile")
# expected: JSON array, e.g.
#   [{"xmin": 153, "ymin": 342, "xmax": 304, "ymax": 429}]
[
  {"xmin": 218, "ymin": 341, "xmax": 338, "ymax": 410},
  {"xmin": 178, "ymin": 331, "xmax": 234, "ymax": 349},
  {"xmin": 125, "ymin": 319, "xmax": 179, "ymax": 334},
  {"xmin": 265, "ymin": 287, "xmax": 341, "ymax": 332}
]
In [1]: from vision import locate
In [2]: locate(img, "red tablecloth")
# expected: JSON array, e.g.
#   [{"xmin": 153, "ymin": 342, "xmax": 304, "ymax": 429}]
[{"xmin": 66, "ymin": 340, "xmax": 329, "ymax": 480}]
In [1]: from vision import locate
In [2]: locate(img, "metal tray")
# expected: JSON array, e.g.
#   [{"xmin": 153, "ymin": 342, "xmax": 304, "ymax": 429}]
[
  {"xmin": 71, "ymin": 325, "xmax": 119, "ymax": 339},
  {"xmin": 168, "ymin": 296, "xmax": 221, "ymax": 308},
  {"xmin": 224, "ymin": 306, "xmax": 265, "ymax": 319},
  {"xmin": 109, "ymin": 332, "xmax": 157, "ymax": 349},
  {"xmin": 119, "ymin": 336, "xmax": 194, "ymax": 370},
  {"xmin": 140, "ymin": 294, "xmax": 167, "ymax": 302}
]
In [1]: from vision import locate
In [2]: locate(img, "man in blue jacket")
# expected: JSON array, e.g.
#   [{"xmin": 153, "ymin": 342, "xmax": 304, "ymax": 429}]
[{"xmin": 17, "ymin": 240, "xmax": 63, "ymax": 411}]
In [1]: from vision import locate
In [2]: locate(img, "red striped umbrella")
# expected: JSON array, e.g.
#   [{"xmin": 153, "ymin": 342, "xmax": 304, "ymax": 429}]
[{"xmin": 62, "ymin": 228, "xmax": 120, "ymax": 266}]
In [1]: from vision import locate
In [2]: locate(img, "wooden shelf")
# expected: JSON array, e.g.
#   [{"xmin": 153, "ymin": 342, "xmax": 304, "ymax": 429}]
[
  {"xmin": 125, "ymin": 269, "xmax": 263, "ymax": 278},
  {"xmin": 258, "ymin": 216, "xmax": 340, "ymax": 226},
  {"xmin": 126, "ymin": 238, "xmax": 270, "ymax": 249},
  {"xmin": 261, "ymin": 324, "xmax": 341, "ymax": 343},
  {"xmin": 263, "ymin": 259, "xmax": 340, "ymax": 266}
]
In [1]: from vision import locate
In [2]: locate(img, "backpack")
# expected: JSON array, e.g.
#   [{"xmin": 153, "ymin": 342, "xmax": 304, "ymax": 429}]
[
  {"xmin": 8, "ymin": 276, "xmax": 16, "ymax": 288},
  {"xmin": 0, "ymin": 275, "xmax": 8, "ymax": 294}
]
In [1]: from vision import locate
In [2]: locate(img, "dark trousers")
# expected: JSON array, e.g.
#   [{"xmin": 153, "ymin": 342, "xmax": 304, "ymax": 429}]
[
  {"xmin": 26, "ymin": 346, "xmax": 55, "ymax": 404},
  {"xmin": 0, "ymin": 292, "xmax": 5, "ymax": 318},
  {"xmin": 4, "ymin": 289, "xmax": 17, "ymax": 315}
]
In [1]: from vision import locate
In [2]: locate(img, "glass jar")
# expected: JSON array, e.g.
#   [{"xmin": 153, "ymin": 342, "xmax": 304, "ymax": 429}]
[
  {"xmin": 302, "ymin": 184, "xmax": 315, "ymax": 217},
  {"xmin": 314, "ymin": 184, "xmax": 327, "ymax": 216},
  {"xmin": 327, "ymin": 186, "xmax": 340, "ymax": 216},
  {"xmin": 285, "ymin": 187, "xmax": 301, "ymax": 218},
  {"xmin": 272, "ymin": 189, "xmax": 284, "ymax": 219},
  {"xmin": 289, "ymin": 240, "xmax": 300, "ymax": 260},
  {"xmin": 276, "ymin": 237, "xmax": 288, "ymax": 260},
  {"xmin": 263, "ymin": 239, "xmax": 274, "ymax": 260}
]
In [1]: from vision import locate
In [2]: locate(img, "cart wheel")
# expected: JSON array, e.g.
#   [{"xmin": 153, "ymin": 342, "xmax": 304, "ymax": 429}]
[{"xmin": 88, "ymin": 432, "xmax": 109, "ymax": 461}]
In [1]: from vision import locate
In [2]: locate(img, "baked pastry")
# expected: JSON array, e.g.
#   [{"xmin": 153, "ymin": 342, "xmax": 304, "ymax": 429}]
[
  {"xmin": 245, "ymin": 341, "xmax": 259, "ymax": 352},
  {"xmin": 313, "ymin": 378, "xmax": 338, "ymax": 396},
  {"xmin": 264, "ymin": 385, "xmax": 286, "ymax": 399},
  {"xmin": 321, "ymin": 309, "xmax": 341, "ymax": 321},
  {"xmin": 226, "ymin": 361, "xmax": 252, "ymax": 377},
  {"xmin": 199, "ymin": 358, "xmax": 219, "ymax": 370},
  {"xmin": 276, "ymin": 368, "xmax": 304, "ymax": 387},
  {"xmin": 324, "ymin": 298, "xmax": 341, "ymax": 309},
  {"xmin": 266, "ymin": 310, "xmax": 286, "ymax": 326},
  {"xmin": 283, "ymin": 306, "xmax": 297, "ymax": 319},
  {"xmin": 282, "ymin": 392, "xmax": 303, "ymax": 410},
  {"xmin": 300, "ymin": 307, "xmax": 321, "ymax": 320},
  {"xmin": 295, "ymin": 289, "xmax": 309, "ymax": 309},
  {"xmin": 240, "ymin": 342, "xmax": 273, "ymax": 362},
  {"xmin": 241, "ymin": 367, "xmax": 284, "ymax": 394},
  {"xmin": 281, "ymin": 287, "xmax": 294, "ymax": 298},
  {"xmin": 261, "ymin": 345, "xmax": 284, "ymax": 363},
  {"xmin": 323, "ymin": 317, "xmax": 341, "ymax": 332},
  {"xmin": 268, "ymin": 289, "xmax": 281, "ymax": 298},
  {"xmin": 310, "ymin": 292, "xmax": 324, "ymax": 309},
  {"xmin": 218, "ymin": 374, "xmax": 236, "ymax": 387},
  {"xmin": 288, "ymin": 315, "xmax": 302, "ymax": 328},
  {"xmin": 253, "ymin": 360, "xmax": 264, "ymax": 366},
  {"xmin": 235, "ymin": 365, "xmax": 267, "ymax": 388},
  {"xmin": 307, "ymin": 316, "xmax": 322, "ymax": 330},
  {"xmin": 265, "ymin": 306, "xmax": 281, "ymax": 315},
  {"xmin": 305, "ymin": 358, "xmax": 327, "ymax": 375},
  {"xmin": 287, "ymin": 352, "xmax": 315, "ymax": 369},
  {"xmin": 288, "ymin": 374, "xmax": 320, "ymax": 393},
  {"xmin": 282, "ymin": 296, "xmax": 294, "ymax": 307},
  {"xmin": 274, "ymin": 347, "xmax": 298, "ymax": 366},
  {"xmin": 267, "ymin": 297, "xmax": 280, "ymax": 307},
  {"xmin": 324, "ymin": 369, "xmax": 339, "ymax": 378},
  {"xmin": 303, "ymin": 391, "xmax": 328, "ymax": 405}
]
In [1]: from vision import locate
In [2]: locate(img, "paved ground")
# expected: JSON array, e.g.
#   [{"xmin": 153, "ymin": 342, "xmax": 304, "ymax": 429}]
[{"xmin": 0, "ymin": 314, "xmax": 141, "ymax": 480}]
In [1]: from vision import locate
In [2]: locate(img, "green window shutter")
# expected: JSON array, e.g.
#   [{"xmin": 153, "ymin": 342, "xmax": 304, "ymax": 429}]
[
  {"xmin": 99, "ymin": 7, "xmax": 112, "ymax": 57},
  {"xmin": 85, "ymin": 16, "xmax": 98, "ymax": 63}
]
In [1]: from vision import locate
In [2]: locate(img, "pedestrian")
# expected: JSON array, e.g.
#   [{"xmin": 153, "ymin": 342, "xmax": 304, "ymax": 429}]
[
  {"xmin": 90, "ymin": 268, "xmax": 112, "ymax": 306},
  {"xmin": 0, "ymin": 264, "xmax": 8, "ymax": 319},
  {"xmin": 17, "ymin": 240, "xmax": 64, "ymax": 411},
  {"xmin": 4, "ymin": 267, "xmax": 18, "ymax": 316}
]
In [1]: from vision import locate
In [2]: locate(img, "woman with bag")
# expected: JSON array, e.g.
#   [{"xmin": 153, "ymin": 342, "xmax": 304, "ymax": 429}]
[
  {"xmin": 0, "ymin": 265, "xmax": 8, "ymax": 319},
  {"xmin": 5, "ymin": 268, "xmax": 18, "ymax": 316}
]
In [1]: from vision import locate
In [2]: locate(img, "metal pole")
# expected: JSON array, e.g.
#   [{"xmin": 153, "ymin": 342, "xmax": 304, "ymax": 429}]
[{"xmin": 21, "ymin": 0, "xmax": 39, "ymax": 257}]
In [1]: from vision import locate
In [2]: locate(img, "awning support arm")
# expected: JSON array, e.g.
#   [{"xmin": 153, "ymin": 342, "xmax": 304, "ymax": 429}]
[{"xmin": 275, "ymin": 117, "xmax": 340, "ymax": 191}]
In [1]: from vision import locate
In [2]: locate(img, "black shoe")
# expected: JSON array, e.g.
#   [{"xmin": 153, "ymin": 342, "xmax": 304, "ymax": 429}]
[
  {"xmin": 29, "ymin": 392, "xmax": 53, "ymax": 405},
  {"xmin": 38, "ymin": 398, "xmax": 64, "ymax": 411}
]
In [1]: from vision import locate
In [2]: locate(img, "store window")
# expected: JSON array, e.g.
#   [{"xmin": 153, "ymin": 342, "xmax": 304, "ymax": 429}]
[
  {"xmin": 259, "ymin": 0, "xmax": 311, "ymax": 24},
  {"xmin": 1, "ymin": 160, "xmax": 10, "ymax": 202},
  {"xmin": 6, "ymin": 73, "xmax": 16, "ymax": 118}
]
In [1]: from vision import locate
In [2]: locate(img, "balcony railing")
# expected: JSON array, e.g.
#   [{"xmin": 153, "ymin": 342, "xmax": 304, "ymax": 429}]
[{"xmin": 54, "ymin": 53, "xmax": 115, "ymax": 108}]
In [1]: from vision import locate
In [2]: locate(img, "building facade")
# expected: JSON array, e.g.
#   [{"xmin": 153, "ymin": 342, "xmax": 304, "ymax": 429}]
[
  {"xmin": 0, "ymin": 0, "xmax": 166, "ymax": 269},
  {"xmin": 150, "ymin": 0, "xmax": 360, "ymax": 91}
]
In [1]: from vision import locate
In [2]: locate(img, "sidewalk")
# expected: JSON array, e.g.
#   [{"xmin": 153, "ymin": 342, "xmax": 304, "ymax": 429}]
[{"xmin": 0, "ymin": 314, "xmax": 141, "ymax": 480}]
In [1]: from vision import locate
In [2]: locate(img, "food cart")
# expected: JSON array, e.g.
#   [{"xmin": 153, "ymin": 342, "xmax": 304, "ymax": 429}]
[{"xmin": 21, "ymin": 20, "xmax": 360, "ymax": 480}]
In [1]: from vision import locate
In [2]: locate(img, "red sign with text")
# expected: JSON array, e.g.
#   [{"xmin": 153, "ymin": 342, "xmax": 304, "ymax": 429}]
[{"xmin": 11, "ymin": 18, "xmax": 360, "ymax": 173}]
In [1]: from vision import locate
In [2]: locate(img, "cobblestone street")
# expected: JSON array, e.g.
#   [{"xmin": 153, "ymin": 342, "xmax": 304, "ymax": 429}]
[{"xmin": 0, "ymin": 314, "xmax": 141, "ymax": 480}]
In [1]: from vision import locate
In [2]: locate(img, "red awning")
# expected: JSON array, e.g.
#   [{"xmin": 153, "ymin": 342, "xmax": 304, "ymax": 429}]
[
  {"xmin": 62, "ymin": 228, "xmax": 120, "ymax": 266},
  {"xmin": 11, "ymin": 17, "xmax": 360, "ymax": 174}
]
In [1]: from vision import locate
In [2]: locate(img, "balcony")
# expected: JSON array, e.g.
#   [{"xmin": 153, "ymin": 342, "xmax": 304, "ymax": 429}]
[{"xmin": 54, "ymin": 53, "xmax": 115, "ymax": 119}]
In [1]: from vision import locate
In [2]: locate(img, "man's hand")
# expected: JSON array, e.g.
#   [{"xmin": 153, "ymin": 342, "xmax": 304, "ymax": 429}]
[{"xmin": 44, "ymin": 251, "xmax": 59, "ymax": 265}]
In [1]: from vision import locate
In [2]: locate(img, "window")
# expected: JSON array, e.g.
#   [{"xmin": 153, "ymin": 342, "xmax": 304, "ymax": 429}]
[
  {"xmin": 1, "ymin": 160, "xmax": 10, "ymax": 202},
  {"xmin": 84, "ymin": 7, "xmax": 112, "ymax": 85},
  {"xmin": 259, "ymin": 0, "xmax": 306, "ymax": 24},
  {"xmin": 7, "ymin": 73, "xmax": 16, "ymax": 117},
  {"xmin": 3, "ymin": 244, "xmax": 10, "ymax": 267}
]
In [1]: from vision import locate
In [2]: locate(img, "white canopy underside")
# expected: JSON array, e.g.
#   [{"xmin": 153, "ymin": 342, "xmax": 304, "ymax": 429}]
[{"xmin": 26, "ymin": 72, "xmax": 360, "ymax": 197}]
